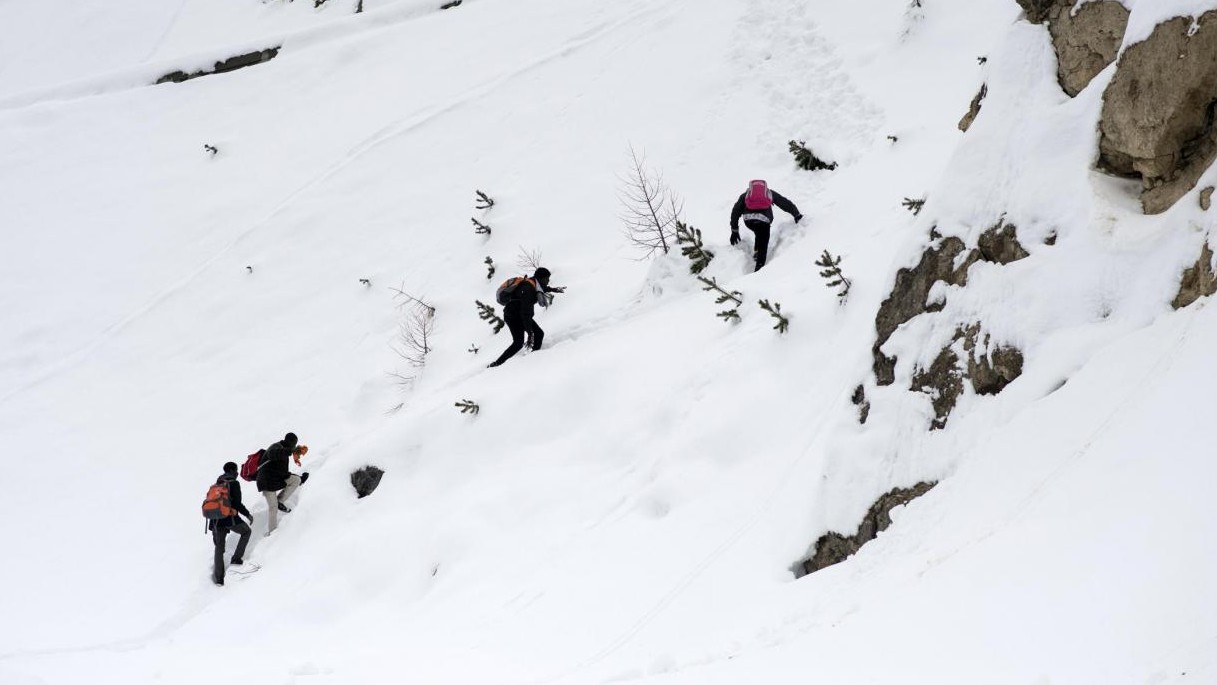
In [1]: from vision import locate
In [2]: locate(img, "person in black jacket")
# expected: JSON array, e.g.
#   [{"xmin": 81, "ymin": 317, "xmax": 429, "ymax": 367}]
[
  {"xmin": 211, "ymin": 462, "xmax": 253, "ymax": 586},
  {"xmin": 256, "ymin": 432, "xmax": 309, "ymax": 534},
  {"xmin": 729, "ymin": 181, "xmax": 803, "ymax": 271},
  {"xmin": 488, "ymin": 267, "xmax": 563, "ymax": 368}
]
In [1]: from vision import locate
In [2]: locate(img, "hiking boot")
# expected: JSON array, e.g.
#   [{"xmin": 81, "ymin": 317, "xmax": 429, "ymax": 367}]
[
  {"xmin": 213, "ymin": 577, "xmax": 224, "ymax": 586},
  {"xmin": 230, "ymin": 557, "xmax": 244, "ymax": 566},
  {"xmin": 277, "ymin": 502, "xmax": 291, "ymax": 513}
]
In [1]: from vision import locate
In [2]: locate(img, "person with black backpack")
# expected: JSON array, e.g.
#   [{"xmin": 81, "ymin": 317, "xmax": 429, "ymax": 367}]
[
  {"xmin": 207, "ymin": 462, "xmax": 253, "ymax": 586},
  {"xmin": 729, "ymin": 179, "xmax": 803, "ymax": 271},
  {"xmin": 488, "ymin": 267, "xmax": 563, "ymax": 368},
  {"xmin": 256, "ymin": 432, "xmax": 309, "ymax": 535}
]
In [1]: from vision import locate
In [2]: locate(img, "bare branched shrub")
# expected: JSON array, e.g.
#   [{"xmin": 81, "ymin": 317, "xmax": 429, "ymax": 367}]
[
  {"xmin": 517, "ymin": 246, "xmax": 544, "ymax": 272},
  {"xmin": 391, "ymin": 286, "xmax": 437, "ymax": 374},
  {"xmin": 619, "ymin": 146, "xmax": 682, "ymax": 258}
]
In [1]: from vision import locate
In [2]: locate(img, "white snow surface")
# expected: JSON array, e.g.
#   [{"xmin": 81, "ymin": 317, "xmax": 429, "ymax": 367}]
[{"xmin": 1, "ymin": 0, "xmax": 1215, "ymax": 683}]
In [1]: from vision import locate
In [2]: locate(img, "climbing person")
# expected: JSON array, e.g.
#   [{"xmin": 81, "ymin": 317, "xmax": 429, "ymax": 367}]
[
  {"xmin": 256, "ymin": 432, "xmax": 309, "ymax": 535},
  {"xmin": 208, "ymin": 461, "xmax": 253, "ymax": 586},
  {"xmin": 729, "ymin": 179, "xmax": 803, "ymax": 271},
  {"xmin": 488, "ymin": 267, "xmax": 563, "ymax": 368}
]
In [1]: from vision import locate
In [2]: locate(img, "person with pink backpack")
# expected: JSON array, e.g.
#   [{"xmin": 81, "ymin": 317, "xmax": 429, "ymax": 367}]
[{"xmin": 729, "ymin": 179, "xmax": 803, "ymax": 271}]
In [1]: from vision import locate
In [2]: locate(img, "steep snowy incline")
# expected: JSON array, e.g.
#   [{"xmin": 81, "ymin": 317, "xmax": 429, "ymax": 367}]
[{"xmin": 2, "ymin": 0, "xmax": 1214, "ymax": 684}]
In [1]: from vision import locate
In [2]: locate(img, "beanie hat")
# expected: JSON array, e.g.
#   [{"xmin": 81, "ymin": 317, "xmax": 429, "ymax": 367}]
[
  {"xmin": 284, "ymin": 432, "xmax": 298, "ymax": 448},
  {"xmin": 223, "ymin": 462, "xmax": 238, "ymax": 474},
  {"xmin": 533, "ymin": 267, "xmax": 551, "ymax": 283}
]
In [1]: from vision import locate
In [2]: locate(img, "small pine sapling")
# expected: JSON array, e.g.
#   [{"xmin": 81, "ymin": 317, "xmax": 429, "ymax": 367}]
[
  {"xmin": 886, "ymin": 135, "xmax": 899, "ymax": 144},
  {"xmin": 359, "ymin": 278, "xmax": 372, "ymax": 287},
  {"xmin": 788, "ymin": 140, "xmax": 838, "ymax": 172},
  {"xmin": 471, "ymin": 218, "xmax": 492, "ymax": 235},
  {"xmin": 815, "ymin": 250, "xmax": 852, "ymax": 301},
  {"xmin": 245, "ymin": 265, "xmax": 253, "ymax": 273},
  {"xmin": 675, "ymin": 221, "xmax": 714, "ymax": 274},
  {"xmin": 698, "ymin": 275, "xmax": 743, "ymax": 323},
  {"xmin": 475, "ymin": 300, "xmax": 505, "ymax": 334},
  {"xmin": 758, "ymin": 299, "xmax": 790, "ymax": 333},
  {"xmin": 902, "ymin": 197, "xmax": 926, "ymax": 215},
  {"xmin": 455, "ymin": 399, "xmax": 479, "ymax": 414},
  {"xmin": 474, "ymin": 189, "xmax": 495, "ymax": 210},
  {"xmin": 203, "ymin": 144, "xmax": 219, "ymax": 156},
  {"xmin": 467, "ymin": 344, "xmax": 479, "ymax": 354},
  {"xmin": 977, "ymin": 56, "xmax": 988, "ymax": 65},
  {"xmin": 485, "ymin": 256, "xmax": 496, "ymax": 280}
]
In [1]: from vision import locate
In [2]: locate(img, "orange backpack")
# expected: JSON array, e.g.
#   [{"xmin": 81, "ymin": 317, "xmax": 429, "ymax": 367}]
[{"xmin": 202, "ymin": 482, "xmax": 236, "ymax": 520}]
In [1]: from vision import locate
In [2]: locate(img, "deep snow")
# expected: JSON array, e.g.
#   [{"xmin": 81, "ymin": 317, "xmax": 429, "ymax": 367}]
[{"xmin": 0, "ymin": 0, "xmax": 1214, "ymax": 683}]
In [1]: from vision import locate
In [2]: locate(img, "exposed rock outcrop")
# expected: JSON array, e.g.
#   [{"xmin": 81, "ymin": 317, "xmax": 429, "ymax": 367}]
[
  {"xmin": 958, "ymin": 83, "xmax": 987, "ymax": 132},
  {"xmin": 912, "ymin": 324, "xmax": 1024, "ymax": 430},
  {"xmin": 1202, "ymin": 186, "xmax": 1214, "ymax": 211},
  {"xmin": 157, "ymin": 47, "xmax": 281, "ymax": 85},
  {"xmin": 873, "ymin": 236, "xmax": 976, "ymax": 386},
  {"xmin": 1014, "ymin": 0, "xmax": 1056, "ymax": 24},
  {"xmin": 1047, "ymin": 1, "xmax": 1130, "ymax": 97},
  {"xmin": 1098, "ymin": 11, "xmax": 1217, "ymax": 214},
  {"xmin": 1172, "ymin": 243, "xmax": 1217, "ymax": 309},
  {"xmin": 873, "ymin": 220, "xmax": 1028, "ymax": 387},
  {"xmin": 793, "ymin": 482, "xmax": 937, "ymax": 577}
]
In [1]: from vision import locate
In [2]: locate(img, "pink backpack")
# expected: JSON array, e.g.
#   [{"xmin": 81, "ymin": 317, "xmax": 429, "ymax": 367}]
[{"xmin": 744, "ymin": 180, "xmax": 773, "ymax": 210}]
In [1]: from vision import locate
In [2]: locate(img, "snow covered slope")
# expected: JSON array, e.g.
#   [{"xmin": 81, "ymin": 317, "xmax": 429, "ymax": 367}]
[{"xmin": 0, "ymin": 0, "xmax": 1213, "ymax": 683}]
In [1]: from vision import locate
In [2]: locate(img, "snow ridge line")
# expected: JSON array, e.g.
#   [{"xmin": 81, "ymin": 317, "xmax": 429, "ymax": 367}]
[
  {"xmin": 0, "ymin": 0, "xmax": 485, "ymax": 112},
  {"xmin": 0, "ymin": 2, "xmax": 669, "ymax": 410}
]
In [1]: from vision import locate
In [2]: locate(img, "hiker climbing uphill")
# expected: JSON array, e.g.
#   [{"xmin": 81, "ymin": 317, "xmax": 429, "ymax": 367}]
[
  {"xmin": 729, "ymin": 179, "xmax": 803, "ymax": 271},
  {"xmin": 203, "ymin": 462, "xmax": 253, "ymax": 586},
  {"xmin": 488, "ymin": 267, "xmax": 564, "ymax": 368},
  {"xmin": 257, "ymin": 432, "xmax": 310, "ymax": 535}
]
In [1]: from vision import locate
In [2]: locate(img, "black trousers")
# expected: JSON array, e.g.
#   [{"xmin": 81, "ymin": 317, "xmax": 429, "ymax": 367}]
[
  {"xmin": 745, "ymin": 220, "xmax": 771, "ymax": 271},
  {"xmin": 490, "ymin": 308, "xmax": 543, "ymax": 367},
  {"xmin": 212, "ymin": 519, "xmax": 251, "ymax": 582}
]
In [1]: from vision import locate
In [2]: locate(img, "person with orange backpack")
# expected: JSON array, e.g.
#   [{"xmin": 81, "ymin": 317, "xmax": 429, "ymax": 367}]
[
  {"xmin": 729, "ymin": 179, "xmax": 803, "ymax": 271},
  {"xmin": 203, "ymin": 461, "xmax": 253, "ymax": 586},
  {"xmin": 488, "ymin": 267, "xmax": 563, "ymax": 368}
]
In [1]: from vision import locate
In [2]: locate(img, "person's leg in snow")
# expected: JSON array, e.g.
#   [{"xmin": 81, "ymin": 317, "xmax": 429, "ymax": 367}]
[
  {"xmin": 489, "ymin": 308, "xmax": 528, "ymax": 367},
  {"xmin": 529, "ymin": 318, "xmax": 544, "ymax": 351},
  {"xmin": 212, "ymin": 523, "xmax": 229, "ymax": 585},
  {"xmin": 263, "ymin": 474, "xmax": 303, "ymax": 533},
  {"xmin": 229, "ymin": 518, "xmax": 251, "ymax": 564},
  {"xmin": 745, "ymin": 220, "xmax": 771, "ymax": 271}
]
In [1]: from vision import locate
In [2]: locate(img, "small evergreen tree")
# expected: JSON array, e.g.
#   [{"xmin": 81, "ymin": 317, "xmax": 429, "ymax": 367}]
[
  {"xmin": 359, "ymin": 278, "xmax": 372, "ymax": 286},
  {"xmin": 471, "ymin": 218, "xmax": 492, "ymax": 235},
  {"xmin": 203, "ymin": 144, "xmax": 219, "ymax": 156},
  {"xmin": 815, "ymin": 250, "xmax": 852, "ymax": 301},
  {"xmin": 902, "ymin": 197, "xmax": 926, "ymax": 215},
  {"xmin": 758, "ymin": 299, "xmax": 790, "ymax": 333},
  {"xmin": 485, "ymin": 256, "xmax": 496, "ymax": 280},
  {"xmin": 474, "ymin": 189, "xmax": 495, "ymax": 210},
  {"xmin": 475, "ymin": 300, "xmax": 505, "ymax": 334},
  {"xmin": 698, "ymin": 275, "xmax": 744, "ymax": 323},
  {"xmin": 455, "ymin": 399, "xmax": 479, "ymax": 414},
  {"xmin": 675, "ymin": 221, "xmax": 714, "ymax": 274},
  {"xmin": 788, "ymin": 140, "xmax": 838, "ymax": 172}
]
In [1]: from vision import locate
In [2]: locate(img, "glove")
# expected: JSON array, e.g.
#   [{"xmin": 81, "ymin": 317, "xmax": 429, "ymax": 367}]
[
  {"xmin": 548, "ymin": 286, "xmax": 566, "ymax": 294},
  {"xmin": 794, "ymin": 214, "xmax": 803, "ymax": 223},
  {"xmin": 300, "ymin": 472, "xmax": 310, "ymax": 485},
  {"xmin": 729, "ymin": 231, "xmax": 740, "ymax": 245}
]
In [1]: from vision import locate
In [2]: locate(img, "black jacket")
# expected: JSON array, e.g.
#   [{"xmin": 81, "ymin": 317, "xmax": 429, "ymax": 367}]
[
  {"xmin": 503, "ymin": 277, "xmax": 556, "ymax": 320},
  {"xmin": 212, "ymin": 473, "xmax": 252, "ymax": 529},
  {"xmin": 256, "ymin": 440, "xmax": 293, "ymax": 492},
  {"xmin": 730, "ymin": 190, "xmax": 801, "ymax": 231}
]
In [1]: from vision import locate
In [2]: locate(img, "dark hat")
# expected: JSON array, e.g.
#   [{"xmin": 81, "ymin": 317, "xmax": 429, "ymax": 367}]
[
  {"xmin": 284, "ymin": 432, "xmax": 298, "ymax": 448},
  {"xmin": 223, "ymin": 462, "xmax": 238, "ymax": 474},
  {"xmin": 533, "ymin": 267, "xmax": 551, "ymax": 283}
]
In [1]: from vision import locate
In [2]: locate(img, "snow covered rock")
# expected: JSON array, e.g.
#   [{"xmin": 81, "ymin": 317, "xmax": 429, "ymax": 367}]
[
  {"xmin": 1098, "ymin": 11, "xmax": 1217, "ymax": 214},
  {"xmin": 873, "ymin": 236, "xmax": 976, "ymax": 386},
  {"xmin": 351, "ymin": 466, "xmax": 385, "ymax": 499},
  {"xmin": 793, "ymin": 482, "xmax": 937, "ymax": 577},
  {"xmin": 1171, "ymin": 243, "xmax": 1217, "ymax": 309},
  {"xmin": 957, "ymin": 83, "xmax": 987, "ymax": 132}
]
